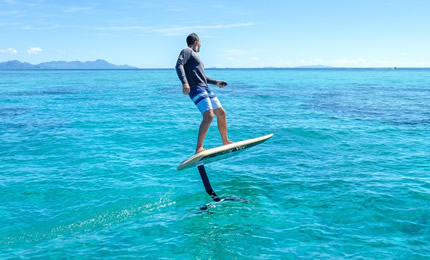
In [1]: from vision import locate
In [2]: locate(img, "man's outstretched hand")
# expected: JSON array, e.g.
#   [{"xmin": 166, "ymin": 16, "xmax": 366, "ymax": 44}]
[
  {"xmin": 182, "ymin": 83, "xmax": 190, "ymax": 95},
  {"xmin": 217, "ymin": 81, "xmax": 228, "ymax": 88}
]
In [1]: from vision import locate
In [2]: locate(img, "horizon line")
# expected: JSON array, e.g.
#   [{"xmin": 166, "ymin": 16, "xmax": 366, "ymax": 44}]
[
  {"xmin": 2, "ymin": 60, "xmax": 430, "ymax": 70},
  {"xmin": 1, "ymin": 67, "xmax": 430, "ymax": 71}
]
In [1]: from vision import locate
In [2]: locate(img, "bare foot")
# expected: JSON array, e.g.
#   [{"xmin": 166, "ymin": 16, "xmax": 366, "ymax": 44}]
[
  {"xmin": 195, "ymin": 147, "xmax": 207, "ymax": 154},
  {"xmin": 223, "ymin": 140, "xmax": 234, "ymax": 145}
]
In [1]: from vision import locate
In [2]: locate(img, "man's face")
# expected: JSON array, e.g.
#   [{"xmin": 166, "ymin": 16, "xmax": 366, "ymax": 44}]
[{"xmin": 195, "ymin": 39, "xmax": 201, "ymax": 52}]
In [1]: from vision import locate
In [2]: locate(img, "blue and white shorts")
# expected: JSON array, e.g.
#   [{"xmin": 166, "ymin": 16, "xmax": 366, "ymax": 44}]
[{"xmin": 189, "ymin": 86, "xmax": 222, "ymax": 114}]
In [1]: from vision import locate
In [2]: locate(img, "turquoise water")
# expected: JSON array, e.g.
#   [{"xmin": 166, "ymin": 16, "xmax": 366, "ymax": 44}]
[{"xmin": 1, "ymin": 69, "xmax": 429, "ymax": 258}]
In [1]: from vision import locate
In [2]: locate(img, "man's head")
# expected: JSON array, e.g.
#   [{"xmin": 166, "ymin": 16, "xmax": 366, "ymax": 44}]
[{"xmin": 187, "ymin": 33, "xmax": 201, "ymax": 52}]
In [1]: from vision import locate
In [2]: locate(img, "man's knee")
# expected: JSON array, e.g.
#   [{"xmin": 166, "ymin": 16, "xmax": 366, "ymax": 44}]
[
  {"xmin": 203, "ymin": 110, "xmax": 214, "ymax": 121},
  {"xmin": 214, "ymin": 108, "xmax": 226, "ymax": 118}
]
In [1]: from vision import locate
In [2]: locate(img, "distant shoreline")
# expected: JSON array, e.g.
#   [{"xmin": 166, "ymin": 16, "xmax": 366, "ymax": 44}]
[
  {"xmin": 1, "ymin": 60, "xmax": 429, "ymax": 70},
  {"xmin": 1, "ymin": 67, "xmax": 430, "ymax": 70}
]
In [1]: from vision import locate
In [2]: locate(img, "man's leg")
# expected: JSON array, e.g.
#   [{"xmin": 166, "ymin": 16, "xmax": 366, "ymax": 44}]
[
  {"xmin": 213, "ymin": 107, "xmax": 233, "ymax": 145},
  {"xmin": 196, "ymin": 110, "xmax": 214, "ymax": 153}
]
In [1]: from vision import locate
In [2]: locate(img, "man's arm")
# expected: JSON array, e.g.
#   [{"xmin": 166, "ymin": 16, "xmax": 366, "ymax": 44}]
[
  {"xmin": 175, "ymin": 49, "xmax": 190, "ymax": 85},
  {"xmin": 206, "ymin": 75, "xmax": 228, "ymax": 88},
  {"xmin": 175, "ymin": 49, "xmax": 191, "ymax": 94},
  {"xmin": 205, "ymin": 75, "xmax": 218, "ymax": 85}
]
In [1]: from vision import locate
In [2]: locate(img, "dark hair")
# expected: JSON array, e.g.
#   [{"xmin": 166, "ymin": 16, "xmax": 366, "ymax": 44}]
[{"xmin": 186, "ymin": 33, "xmax": 199, "ymax": 46}]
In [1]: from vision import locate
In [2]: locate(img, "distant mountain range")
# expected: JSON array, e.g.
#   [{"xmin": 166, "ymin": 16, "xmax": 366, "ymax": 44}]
[{"xmin": 0, "ymin": 59, "xmax": 137, "ymax": 69}]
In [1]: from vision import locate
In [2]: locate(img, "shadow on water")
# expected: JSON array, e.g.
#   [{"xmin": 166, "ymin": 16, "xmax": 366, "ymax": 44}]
[
  {"xmin": 310, "ymin": 90, "xmax": 430, "ymax": 127},
  {"xmin": 1, "ymin": 191, "xmax": 249, "ymax": 247},
  {"xmin": 0, "ymin": 89, "xmax": 79, "ymax": 97},
  {"xmin": 0, "ymin": 107, "xmax": 31, "ymax": 117},
  {"xmin": 0, "ymin": 196, "xmax": 177, "ymax": 247}
]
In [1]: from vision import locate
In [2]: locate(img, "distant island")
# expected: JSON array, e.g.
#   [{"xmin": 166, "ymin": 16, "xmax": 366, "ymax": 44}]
[
  {"xmin": 1, "ymin": 61, "xmax": 418, "ymax": 70},
  {"xmin": 0, "ymin": 59, "xmax": 137, "ymax": 70}
]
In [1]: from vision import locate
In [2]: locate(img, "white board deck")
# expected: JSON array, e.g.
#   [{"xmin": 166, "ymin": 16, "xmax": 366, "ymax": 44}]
[{"xmin": 177, "ymin": 133, "xmax": 274, "ymax": 171}]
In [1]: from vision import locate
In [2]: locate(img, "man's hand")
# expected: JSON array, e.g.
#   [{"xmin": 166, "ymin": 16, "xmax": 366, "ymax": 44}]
[
  {"xmin": 217, "ymin": 80, "xmax": 228, "ymax": 88},
  {"xmin": 182, "ymin": 83, "xmax": 190, "ymax": 95}
]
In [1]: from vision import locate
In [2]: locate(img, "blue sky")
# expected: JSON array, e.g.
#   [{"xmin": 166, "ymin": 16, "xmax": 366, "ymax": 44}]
[{"xmin": 1, "ymin": 0, "xmax": 429, "ymax": 68}]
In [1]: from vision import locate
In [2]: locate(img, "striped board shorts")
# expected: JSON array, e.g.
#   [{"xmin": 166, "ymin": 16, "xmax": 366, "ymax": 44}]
[{"xmin": 189, "ymin": 86, "xmax": 222, "ymax": 114}]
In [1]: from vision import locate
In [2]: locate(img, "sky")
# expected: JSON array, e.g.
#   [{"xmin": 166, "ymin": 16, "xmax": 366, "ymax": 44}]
[{"xmin": 1, "ymin": 0, "xmax": 430, "ymax": 68}]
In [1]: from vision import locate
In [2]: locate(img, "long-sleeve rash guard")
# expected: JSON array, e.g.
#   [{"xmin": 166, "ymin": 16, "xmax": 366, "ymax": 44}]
[{"xmin": 175, "ymin": 47, "xmax": 217, "ymax": 88}]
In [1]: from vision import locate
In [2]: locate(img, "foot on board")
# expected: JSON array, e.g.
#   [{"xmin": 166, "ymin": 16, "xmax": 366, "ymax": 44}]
[{"xmin": 195, "ymin": 148, "xmax": 207, "ymax": 154}]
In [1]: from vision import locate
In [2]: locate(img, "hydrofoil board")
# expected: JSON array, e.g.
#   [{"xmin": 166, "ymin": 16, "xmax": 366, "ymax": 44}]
[{"xmin": 177, "ymin": 133, "xmax": 273, "ymax": 171}]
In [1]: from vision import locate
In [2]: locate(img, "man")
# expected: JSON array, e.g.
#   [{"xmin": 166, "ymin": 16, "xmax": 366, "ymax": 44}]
[{"xmin": 176, "ymin": 33, "xmax": 233, "ymax": 154}]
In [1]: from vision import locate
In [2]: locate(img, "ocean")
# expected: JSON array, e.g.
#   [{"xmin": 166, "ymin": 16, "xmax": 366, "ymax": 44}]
[{"xmin": 1, "ymin": 69, "xmax": 429, "ymax": 259}]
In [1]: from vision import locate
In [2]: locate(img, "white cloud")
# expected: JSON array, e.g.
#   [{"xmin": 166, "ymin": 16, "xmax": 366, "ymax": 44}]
[
  {"xmin": 64, "ymin": 7, "xmax": 91, "ymax": 13},
  {"xmin": 329, "ymin": 58, "xmax": 394, "ymax": 67},
  {"xmin": 223, "ymin": 48, "xmax": 264, "ymax": 61},
  {"xmin": 0, "ymin": 10, "xmax": 23, "ymax": 17},
  {"xmin": 416, "ymin": 61, "xmax": 430, "ymax": 67},
  {"xmin": 298, "ymin": 58, "xmax": 396, "ymax": 67},
  {"xmin": 92, "ymin": 25, "xmax": 151, "ymax": 31},
  {"xmin": 374, "ymin": 59, "xmax": 390, "ymax": 66},
  {"xmin": 21, "ymin": 24, "xmax": 60, "ymax": 30},
  {"xmin": 224, "ymin": 49, "xmax": 250, "ymax": 56},
  {"xmin": 332, "ymin": 58, "xmax": 367, "ymax": 66},
  {"xmin": 93, "ymin": 22, "xmax": 257, "ymax": 36},
  {"xmin": 168, "ymin": 8, "xmax": 186, "ymax": 12},
  {"xmin": 27, "ymin": 47, "xmax": 43, "ymax": 55},
  {"xmin": 154, "ymin": 22, "xmax": 256, "ymax": 36},
  {"xmin": 0, "ymin": 48, "xmax": 17, "ymax": 54}
]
